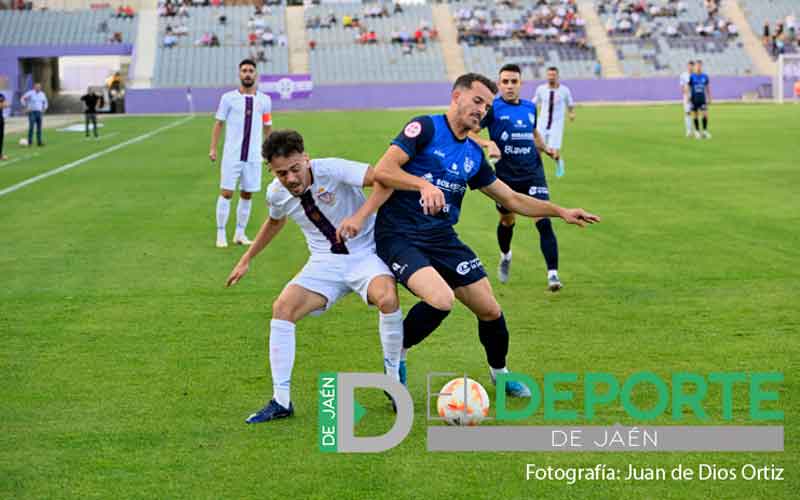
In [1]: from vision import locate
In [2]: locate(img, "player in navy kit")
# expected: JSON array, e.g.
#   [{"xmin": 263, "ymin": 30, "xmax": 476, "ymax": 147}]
[
  {"xmin": 342, "ymin": 73, "xmax": 599, "ymax": 397},
  {"xmin": 687, "ymin": 60, "xmax": 712, "ymax": 139},
  {"xmin": 470, "ymin": 64, "xmax": 563, "ymax": 291}
]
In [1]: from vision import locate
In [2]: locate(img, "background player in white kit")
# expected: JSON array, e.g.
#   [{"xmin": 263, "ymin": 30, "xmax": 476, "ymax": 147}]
[
  {"xmin": 533, "ymin": 67, "xmax": 575, "ymax": 177},
  {"xmin": 225, "ymin": 130, "xmax": 403, "ymax": 423},
  {"xmin": 680, "ymin": 61, "xmax": 695, "ymax": 137},
  {"xmin": 209, "ymin": 59, "xmax": 273, "ymax": 248}
]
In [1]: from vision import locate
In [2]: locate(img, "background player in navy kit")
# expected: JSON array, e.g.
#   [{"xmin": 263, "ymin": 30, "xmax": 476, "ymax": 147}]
[
  {"xmin": 470, "ymin": 64, "xmax": 563, "ymax": 291},
  {"xmin": 348, "ymin": 73, "xmax": 599, "ymax": 396},
  {"xmin": 688, "ymin": 60, "xmax": 712, "ymax": 139}
]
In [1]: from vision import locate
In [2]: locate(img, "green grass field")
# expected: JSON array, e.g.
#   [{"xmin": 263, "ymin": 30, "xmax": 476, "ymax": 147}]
[{"xmin": 1, "ymin": 104, "xmax": 797, "ymax": 499}]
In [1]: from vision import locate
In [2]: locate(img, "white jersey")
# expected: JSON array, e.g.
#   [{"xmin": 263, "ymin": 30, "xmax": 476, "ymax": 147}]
[
  {"xmin": 533, "ymin": 84, "xmax": 574, "ymax": 132},
  {"xmin": 215, "ymin": 90, "xmax": 273, "ymax": 164},
  {"xmin": 679, "ymin": 72, "xmax": 691, "ymax": 100},
  {"xmin": 267, "ymin": 158, "xmax": 374, "ymax": 256}
]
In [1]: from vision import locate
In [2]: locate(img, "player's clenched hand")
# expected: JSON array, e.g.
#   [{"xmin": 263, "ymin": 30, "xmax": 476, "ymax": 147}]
[
  {"xmin": 209, "ymin": 149, "xmax": 217, "ymax": 162},
  {"xmin": 545, "ymin": 147, "xmax": 559, "ymax": 160},
  {"xmin": 559, "ymin": 208, "xmax": 600, "ymax": 228},
  {"xmin": 487, "ymin": 141, "xmax": 501, "ymax": 160},
  {"xmin": 336, "ymin": 215, "xmax": 363, "ymax": 243},
  {"xmin": 226, "ymin": 260, "xmax": 249, "ymax": 287},
  {"xmin": 420, "ymin": 182, "xmax": 446, "ymax": 215}
]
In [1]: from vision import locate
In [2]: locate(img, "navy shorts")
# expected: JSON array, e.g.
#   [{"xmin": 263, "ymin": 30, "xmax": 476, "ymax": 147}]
[
  {"xmin": 376, "ymin": 235, "xmax": 486, "ymax": 290},
  {"xmin": 691, "ymin": 97, "xmax": 707, "ymax": 112},
  {"xmin": 496, "ymin": 177, "xmax": 550, "ymax": 215}
]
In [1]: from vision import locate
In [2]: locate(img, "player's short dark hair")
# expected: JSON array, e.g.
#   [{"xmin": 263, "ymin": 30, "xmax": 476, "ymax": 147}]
[
  {"xmin": 499, "ymin": 64, "xmax": 522, "ymax": 76},
  {"xmin": 688, "ymin": 60, "xmax": 695, "ymax": 65},
  {"xmin": 239, "ymin": 58, "xmax": 257, "ymax": 70},
  {"xmin": 452, "ymin": 73, "xmax": 498, "ymax": 95},
  {"xmin": 547, "ymin": 66, "xmax": 559, "ymax": 73},
  {"xmin": 263, "ymin": 130, "xmax": 305, "ymax": 162}
]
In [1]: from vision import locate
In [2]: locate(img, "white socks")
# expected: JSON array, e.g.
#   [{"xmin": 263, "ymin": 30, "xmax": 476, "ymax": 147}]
[
  {"xmin": 379, "ymin": 309, "xmax": 404, "ymax": 381},
  {"xmin": 236, "ymin": 198, "xmax": 252, "ymax": 237},
  {"xmin": 269, "ymin": 319, "xmax": 296, "ymax": 408},
  {"xmin": 501, "ymin": 251, "xmax": 512, "ymax": 262},
  {"xmin": 216, "ymin": 196, "xmax": 231, "ymax": 237},
  {"xmin": 548, "ymin": 269, "xmax": 559, "ymax": 279},
  {"xmin": 684, "ymin": 114, "xmax": 692, "ymax": 134},
  {"xmin": 216, "ymin": 196, "xmax": 251, "ymax": 239}
]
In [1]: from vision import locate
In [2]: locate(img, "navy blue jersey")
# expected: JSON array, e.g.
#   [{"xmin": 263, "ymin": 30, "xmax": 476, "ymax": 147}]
[
  {"xmin": 480, "ymin": 97, "xmax": 544, "ymax": 183},
  {"xmin": 375, "ymin": 115, "xmax": 497, "ymax": 244},
  {"xmin": 688, "ymin": 73, "xmax": 710, "ymax": 100}
]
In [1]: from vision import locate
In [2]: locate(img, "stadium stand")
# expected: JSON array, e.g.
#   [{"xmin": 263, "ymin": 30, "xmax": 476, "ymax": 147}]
[
  {"xmin": 152, "ymin": 5, "xmax": 290, "ymax": 87},
  {"xmin": 596, "ymin": 0, "xmax": 754, "ymax": 76},
  {"xmin": 0, "ymin": 7, "xmax": 137, "ymax": 46},
  {"xmin": 738, "ymin": 0, "xmax": 798, "ymax": 59},
  {"xmin": 304, "ymin": 2, "xmax": 448, "ymax": 83},
  {"xmin": 452, "ymin": 1, "xmax": 599, "ymax": 80}
]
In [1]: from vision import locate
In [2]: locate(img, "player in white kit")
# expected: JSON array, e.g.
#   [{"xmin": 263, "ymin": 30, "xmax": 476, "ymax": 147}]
[
  {"xmin": 209, "ymin": 59, "xmax": 273, "ymax": 248},
  {"xmin": 225, "ymin": 130, "xmax": 403, "ymax": 423},
  {"xmin": 533, "ymin": 67, "xmax": 575, "ymax": 177},
  {"xmin": 679, "ymin": 60, "xmax": 695, "ymax": 137}
]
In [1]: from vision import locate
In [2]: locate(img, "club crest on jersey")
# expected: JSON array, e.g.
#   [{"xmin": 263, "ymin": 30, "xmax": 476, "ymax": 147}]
[
  {"xmin": 317, "ymin": 188, "xmax": 335, "ymax": 204},
  {"xmin": 404, "ymin": 121, "xmax": 422, "ymax": 138},
  {"xmin": 463, "ymin": 156, "xmax": 475, "ymax": 174},
  {"xmin": 500, "ymin": 131, "xmax": 509, "ymax": 141}
]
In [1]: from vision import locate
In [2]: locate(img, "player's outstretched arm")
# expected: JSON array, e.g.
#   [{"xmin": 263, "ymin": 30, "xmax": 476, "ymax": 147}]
[
  {"xmin": 226, "ymin": 216, "xmax": 287, "ymax": 287},
  {"xmin": 374, "ymin": 145, "xmax": 445, "ymax": 215},
  {"xmin": 209, "ymin": 120, "xmax": 223, "ymax": 162},
  {"xmin": 480, "ymin": 179, "xmax": 600, "ymax": 227}
]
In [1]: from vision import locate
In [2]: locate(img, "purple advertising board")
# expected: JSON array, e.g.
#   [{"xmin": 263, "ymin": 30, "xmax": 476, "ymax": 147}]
[{"xmin": 257, "ymin": 74, "xmax": 313, "ymax": 101}]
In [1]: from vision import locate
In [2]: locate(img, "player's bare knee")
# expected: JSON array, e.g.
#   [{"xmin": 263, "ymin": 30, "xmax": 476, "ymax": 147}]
[
  {"xmin": 427, "ymin": 288, "xmax": 454, "ymax": 312},
  {"xmin": 240, "ymin": 191, "xmax": 253, "ymax": 200},
  {"xmin": 271, "ymin": 298, "xmax": 297, "ymax": 322},
  {"xmin": 477, "ymin": 303, "xmax": 502, "ymax": 322},
  {"xmin": 500, "ymin": 213, "xmax": 516, "ymax": 226},
  {"xmin": 221, "ymin": 189, "xmax": 234, "ymax": 199},
  {"xmin": 376, "ymin": 291, "xmax": 399, "ymax": 314}
]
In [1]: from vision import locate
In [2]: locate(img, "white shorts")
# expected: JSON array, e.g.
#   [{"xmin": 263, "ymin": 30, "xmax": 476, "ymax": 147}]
[
  {"xmin": 287, "ymin": 251, "xmax": 393, "ymax": 316},
  {"xmin": 221, "ymin": 160, "xmax": 262, "ymax": 192},
  {"xmin": 683, "ymin": 100, "xmax": 692, "ymax": 113},
  {"xmin": 538, "ymin": 127, "xmax": 564, "ymax": 150}
]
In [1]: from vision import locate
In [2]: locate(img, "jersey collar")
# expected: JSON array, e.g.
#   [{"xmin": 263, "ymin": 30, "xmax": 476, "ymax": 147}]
[{"xmin": 442, "ymin": 114, "xmax": 466, "ymax": 143}]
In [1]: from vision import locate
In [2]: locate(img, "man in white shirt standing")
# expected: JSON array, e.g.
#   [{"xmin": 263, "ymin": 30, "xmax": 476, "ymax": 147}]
[
  {"xmin": 533, "ymin": 67, "xmax": 574, "ymax": 177},
  {"xmin": 225, "ymin": 129, "xmax": 404, "ymax": 423},
  {"xmin": 209, "ymin": 59, "xmax": 273, "ymax": 248},
  {"xmin": 21, "ymin": 83, "xmax": 48, "ymax": 147},
  {"xmin": 679, "ymin": 60, "xmax": 695, "ymax": 137}
]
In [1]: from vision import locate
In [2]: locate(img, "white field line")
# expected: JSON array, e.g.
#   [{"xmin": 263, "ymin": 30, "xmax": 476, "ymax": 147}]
[{"xmin": 0, "ymin": 116, "xmax": 193, "ymax": 198}]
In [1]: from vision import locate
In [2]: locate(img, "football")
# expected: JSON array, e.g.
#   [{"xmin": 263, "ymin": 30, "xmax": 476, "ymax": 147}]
[
  {"xmin": 437, "ymin": 377, "xmax": 490, "ymax": 426},
  {"xmin": 19, "ymin": 138, "xmax": 28, "ymax": 146}
]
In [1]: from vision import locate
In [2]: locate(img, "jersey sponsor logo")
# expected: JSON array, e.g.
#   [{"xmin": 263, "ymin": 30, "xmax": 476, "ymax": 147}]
[
  {"xmin": 511, "ymin": 132, "xmax": 534, "ymax": 141},
  {"xmin": 528, "ymin": 185, "xmax": 549, "ymax": 196},
  {"xmin": 404, "ymin": 121, "xmax": 422, "ymax": 138},
  {"xmin": 504, "ymin": 145, "xmax": 532, "ymax": 155},
  {"xmin": 418, "ymin": 198, "xmax": 451, "ymax": 213},
  {"xmin": 422, "ymin": 172, "xmax": 434, "ymax": 183},
  {"xmin": 500, "ymin": 131, "xmax": 509, "ymax": 141},
  {"xmin": 433, "ymin": 178, "xmax": 465, "ymax": 193},
  {"xmin": 449, "ymin": 163, "xmax": 459, "ymax": 172},
  {"xmin": 456, "ymin": 257, "xmax": 483, "ymax": 276}
]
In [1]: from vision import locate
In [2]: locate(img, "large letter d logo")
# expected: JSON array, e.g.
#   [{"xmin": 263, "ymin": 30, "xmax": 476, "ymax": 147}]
[{"xmin": 318, "ymin": 373, "xmax": 413, "ymax": 453}]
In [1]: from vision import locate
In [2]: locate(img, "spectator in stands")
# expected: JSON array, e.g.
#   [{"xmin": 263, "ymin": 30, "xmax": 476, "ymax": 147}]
[
  {"xmin": 197, "ymin": 32, "xmax": 212, "ymax": 46},
  {"xmin": 763, "ymin": 21, "xmax": 770, "ymax": 46},
  {"xmin": 343, "ymin": 14, "xmax": 352, "ymax": 28},
  {"xmin": 393, "ymin": 2, "xmax": 403, "ymax": 15},
  {"xmin": 98, "ymin": 20, "xmax": 109, "ymax": 34},
  {"xmin": 210, "ymin": 34, "xmax": 220, "ymax": 47},
  {"xmin": 594, "ymin": 60, "xmax": 602, "ymax": 79},
  {"xmin": 248, "ymin": 31, "xmax": 258, "ymax": 46},
  {"xmin": 178, "ymin": 3, "xmax": 189, "ymax": 17},
  {"xmin": 218, "ymin": 12, "xmax": 227, "ymax": 25},
  {"xmin": 164, "ymin": 32, "xmax": 178, "ymax": 48},
  {"xmin": 21, "ymin": 83, "xmax": 47, "ymax": 147},
  {"xmin": 109, "ymin": 32, "xmax": 123, "ymax": 43},
  {"xmin": 277, "ymin": 31, "xmax": 288, "ymax": 47},
  {"xmin": 308, "ymin": 39, "xmax": 317, "ymax": 51},
  {"xmin": 0, "ymin": 93, "xmax": 7, "ymax": 161},
  {"xmin": 175, "ymin": 23, "xmax": 189, "ymax": 36},
  {"xmin": 261, "ymin": 28, "xmax": 275, "ymax": 46}
]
